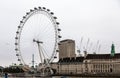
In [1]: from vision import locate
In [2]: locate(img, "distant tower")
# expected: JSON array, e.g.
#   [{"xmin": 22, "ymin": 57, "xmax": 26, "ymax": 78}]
[
  {"xmin": 84, "ymin": 50, "xmax": 87, "ymax": 58},
  {"xmin": 111, "ymin": 43, "xmax": 115, "ymax": 57},
  {"xmin": 32, "ymin": 54, "xmax": 35, "ymax": 68},
  {"xmin": 59, "ymin": 39, "xmax": 76, "ymax": 59}
]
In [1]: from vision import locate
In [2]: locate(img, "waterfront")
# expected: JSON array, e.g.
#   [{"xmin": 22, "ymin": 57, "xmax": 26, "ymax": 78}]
[{"xmin": 0, "ymin": 77, "xmax": 117, "ymax": 78}]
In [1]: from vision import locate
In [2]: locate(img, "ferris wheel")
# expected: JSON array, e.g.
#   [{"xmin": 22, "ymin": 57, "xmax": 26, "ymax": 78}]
[{"xmin": 15, "ymin": 7, "xmax": 61, "ymax": 67}]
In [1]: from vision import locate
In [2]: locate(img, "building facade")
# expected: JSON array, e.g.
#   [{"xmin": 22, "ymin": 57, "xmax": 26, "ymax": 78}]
[
  {"xmin": 51, "ymin": 39, "xmax": 120, "ymax": 75},
  {"xmin": 59, "ymin": 39, "xmax": 76, "ymax": 59},
  {"xmin": 53, "ymin": 54, "xmax": 120, "ymax": 75},
  {"xmin": 84, "ymin": 54, "xmax": 120, "ymax": 74}
]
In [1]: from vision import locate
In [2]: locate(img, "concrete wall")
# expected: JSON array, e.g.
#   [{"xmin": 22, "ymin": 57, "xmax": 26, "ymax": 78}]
[{"xmin": 59, "ymin": 39, "xmax": 76, "ymax": 59}]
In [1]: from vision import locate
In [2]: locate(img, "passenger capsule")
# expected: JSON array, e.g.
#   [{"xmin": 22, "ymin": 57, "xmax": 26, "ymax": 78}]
[
  {"xmin": 18, "ymin": 59, "xmax": 21, "ymax": 61},
  {"xmin": 58, "ymin": 28, "xmax": 61, "ymax": 31},
  {"xmin": 42, "ymin": 7, "xmax": 46, "ymax": 9},
  {"xmin": 26, "ymin": 12, "xmax": 29, "ymax": 15},
  {"xmin": 58, "ymin": 35, "xmax": 62, "ymax": 38},
  {"xmin": 16, "ymin": 54, "xmax": 19, "ymax": 56},
  {"xmin": 30, "ymin": 9, "xmax": 33, "ymax": 12},
  {"xmin": 18, "ymin": 26, "xmax": 21, "ymax": 28},
  {"xmin": 15, "ymin": 43, "xmax": 18, "ymax": 45},
  {"xmin": 15, "ymin": 37, "xmax": 18, "ymax": 39},
  {"xmin": 23, "ymin": 16, "xmax": 26, "ymax": 18},
  {"xmin": 16, "ymin": 31, "xmax": 19, "ymax": 34},
  {"xmin": 20, "ymin": 21, "xmax": 23, "ymax": 23},
  {"xmin": 38, "ymin": 7, "xmax": 41, "ymax": 9},
  {"xmin": 34, "ymin": 7, "xmax": 37, "ymax": 10},
  {"xmin": 50, "ymin": 12, "xmax": 54, "ymax": 15},
  {"xmin": 47, "ymin": 9, "xmax": 50, "ymax": 11},
  {"xmin": 54, "ymin": 17, "xmax": 57, "ymax": 19},
  {"xmin": 15, "ymin": 48, "xmax": 18, "ymax": 51},
  {"xmin": 56, "ymin": 22, "xmax": 60, "ymax": 25}
]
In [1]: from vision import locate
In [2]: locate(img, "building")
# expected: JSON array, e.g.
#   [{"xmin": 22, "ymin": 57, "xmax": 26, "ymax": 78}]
[
  {"xmin": 51, "ymin": 39, "xmax": 120, "ymax": 75},
  {"xmin": 57, "ymin": 53, "xmax": 120, "ymax": 75},
  {"xmin": 84, "ymin": 53, "xmax": 120, "ymax": 74},
  {"xmin": 58, "ymin": 57, "xmax": 84, "ymax": 74},
  {"xmin": 58, "ymin": 39, "xmax": 76, "ymax": 59}
]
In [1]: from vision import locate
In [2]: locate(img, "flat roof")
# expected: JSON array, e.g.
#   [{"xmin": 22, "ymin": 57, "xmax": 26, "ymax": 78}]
[
  {"xmin": 60, "ymin": 39, "xmax": 75, "ymax": 43},
  {"xmin": 86, "ymin": 53, "xmax": 120, "ymax": 59}
]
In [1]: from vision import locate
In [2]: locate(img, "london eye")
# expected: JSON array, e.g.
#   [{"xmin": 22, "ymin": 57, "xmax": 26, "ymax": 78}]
[{"xmin": 15, "ymin": 7, "xmax": 61, "ymax": 72}]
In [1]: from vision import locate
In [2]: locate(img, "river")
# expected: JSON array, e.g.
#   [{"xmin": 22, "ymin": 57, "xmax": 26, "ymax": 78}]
[{"xmin": 0, "ymin": 74, "xmax": 117, "ymax": 78}]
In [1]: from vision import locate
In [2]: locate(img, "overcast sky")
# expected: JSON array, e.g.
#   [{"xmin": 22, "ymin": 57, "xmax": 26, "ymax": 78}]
[{"xmin": 0, "ymin": 0, "xmax": 120, "ymax": 66}]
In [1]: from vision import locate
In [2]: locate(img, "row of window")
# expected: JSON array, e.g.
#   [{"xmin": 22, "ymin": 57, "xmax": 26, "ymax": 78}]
[
  {"xmin": 93, "ymin": 64, "xmax": 114, "ymax": 69},
  {"xmin": 91, "ymin": 68, "xmax": 113, "ymax": 73}
]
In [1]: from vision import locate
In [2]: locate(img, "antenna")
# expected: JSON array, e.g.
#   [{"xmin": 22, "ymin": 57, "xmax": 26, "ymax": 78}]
[{"xmin": 32, "ymin": 54, "xmax": 34, "ymax": 68}]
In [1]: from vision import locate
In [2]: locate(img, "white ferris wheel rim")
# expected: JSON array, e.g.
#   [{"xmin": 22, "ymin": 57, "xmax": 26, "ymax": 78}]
[{"xmin": 15, "ymin": 7, "xmax": 61, "ymax": 65}]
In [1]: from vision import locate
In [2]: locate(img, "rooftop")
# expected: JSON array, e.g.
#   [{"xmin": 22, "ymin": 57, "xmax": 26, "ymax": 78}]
[{"xmin": 86, "ymin": 53, "xmax": 120, "ymax": 59}]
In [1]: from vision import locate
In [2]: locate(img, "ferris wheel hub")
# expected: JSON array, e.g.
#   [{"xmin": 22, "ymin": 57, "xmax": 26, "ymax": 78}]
[{"xmin": 33, "ymin": 39, "xmax": 43, "ymax": 44}]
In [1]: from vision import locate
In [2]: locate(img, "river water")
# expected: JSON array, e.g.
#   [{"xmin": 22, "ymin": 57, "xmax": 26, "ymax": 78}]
[{"xmin": 0, "ymin": 76, "xmax": 116, "ymax": 78}]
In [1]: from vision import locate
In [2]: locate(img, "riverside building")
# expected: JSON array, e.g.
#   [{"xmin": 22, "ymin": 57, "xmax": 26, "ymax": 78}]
[{"xmin": 51, "ymin": 39, "xmax": 120, "ymax": 75}]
